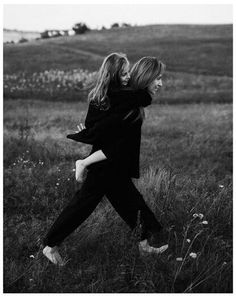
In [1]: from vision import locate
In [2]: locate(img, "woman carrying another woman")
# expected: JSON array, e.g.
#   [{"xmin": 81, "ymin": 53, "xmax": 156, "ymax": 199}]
[{"xmin": 43, "ymin": 53, "xmax": 167, "ymax": 265}]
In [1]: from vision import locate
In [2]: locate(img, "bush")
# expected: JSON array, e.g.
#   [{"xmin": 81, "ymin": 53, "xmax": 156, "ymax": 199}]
[
  {"xmin": 121, "ymin": 23, "xmax": 131, "ymax": 28},
  {"xmin": 19, "ymin": 38, "xmax": 28, "ymax": 43},
  {"xmin": 111, "ymin": 23, "xmax": 119, "ymax": 29},
  {"xmin": 40, "ymin": 31, "xmax": 50, "ymax": 39},
  {"xmin": 72, "ymin": 23, "xmax": 90, "ymax": 34}
]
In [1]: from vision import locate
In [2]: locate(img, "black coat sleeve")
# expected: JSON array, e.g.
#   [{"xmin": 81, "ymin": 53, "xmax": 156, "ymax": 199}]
[
  {"xmin": 67, "ymin": 108, "xmax": 140, "ymax": 145},
  {"xmin": 66, "ymin": 89, "xmax": 150, "ymax": 145},
  {"xmin": 84, "ymin": 104, "xmax": 108, "ymax": 129},
  {"xmin": 109, "ymin": 89, "xmax": 152, "ymax": 111}
]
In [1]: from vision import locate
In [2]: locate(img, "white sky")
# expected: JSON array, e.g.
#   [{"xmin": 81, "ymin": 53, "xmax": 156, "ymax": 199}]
[{"xmin": 3, "ymin": 3, "xmax": 233, "ymax": 32}]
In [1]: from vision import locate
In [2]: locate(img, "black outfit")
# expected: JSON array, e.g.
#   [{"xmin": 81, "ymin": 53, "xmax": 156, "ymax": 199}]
[
  {"xmin": 43, "ymin": 88, "xmax": 162, "ymax": 247},
  {"xmin": 67, "ymin": 88, "xmax": 152, "ymax": 178}
]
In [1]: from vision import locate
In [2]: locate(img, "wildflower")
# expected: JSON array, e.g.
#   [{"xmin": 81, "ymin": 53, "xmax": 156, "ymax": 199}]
[
  {"xmin": 219, "ymin": 184, "xmax": 224, "ymax": 188},
  {"xmin": 186, "ymin": 239, "xmax": 191, "ymax": 243},
  {"xmin": 29, "ymin": 279, "xmax": 33, "ymax": 282},
  {"xmin": 198, "ymin": 213, "xmax": 204, "ymax": 219},
  {"xmin": 201, "ymin": 221, "xmax": 208, "ymax": 225},
  {"xmin": 223, "ymin": 262, "xmax": 227, "ymax": 266},
  {"xmin": 56, "ymin": 183, "xmax": 60, "ymax": 186},
  {"xmin": 67, "ymin": 178, "xmax": 70, "ymax": 181},
  {"xmin": 72, "ymin": 168, "xmax": 75, "ymax": 172},
  {"xmin": 189, "ymin": 252, "xmax": 197, "ymax": 259},
  {"xmin": 176, "ymin": 257, "xmax": 183, "ymax": 261},
  {"xmin": 29, "ymin": 255, "xmax": 35, "ymax": 259},
  {"xmin": 193, "ymin": 213, "xmax": 204, "ymax": 219}
]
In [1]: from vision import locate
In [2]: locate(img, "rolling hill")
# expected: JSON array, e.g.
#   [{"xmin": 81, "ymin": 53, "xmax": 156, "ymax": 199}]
[{"xmin": 4, "ymin": 24, "xmax": 232, "ymax": 77}]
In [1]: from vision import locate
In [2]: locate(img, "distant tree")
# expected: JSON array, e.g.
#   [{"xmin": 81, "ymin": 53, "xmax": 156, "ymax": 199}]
[
  {"xmin": 19, "ymin": 38, "xmax": 28, "ymax": 43},
  {"xmin": 72, "ymin": 23, "xmax": 90, "ymax": 34},
  {"xmin": 40, "ymin": 30, "xmax": 50, "ymax": 39},
  {"xmin": 111, "ymin": 23, "xmax": 119, "ymax": 29},
  {"xmin": 101, "ymin": 26, "xmax": 106, "ymax": 30},
  {"xmin": 121, "ymin": 23, "xmax": 131, "ymax": 28}
]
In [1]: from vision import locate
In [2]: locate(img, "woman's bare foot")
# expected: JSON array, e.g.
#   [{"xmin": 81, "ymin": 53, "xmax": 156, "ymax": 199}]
[
  {"xmin": 138, "ymin": 239, "xmax": 168, "ymax": 256},
  {"xmin": 75, "ymin": 160, "xmax": 86, "ymax": 182},
  {"xmin": 43, "ymin": 246, "xmax": 65, "ymax": 266}
]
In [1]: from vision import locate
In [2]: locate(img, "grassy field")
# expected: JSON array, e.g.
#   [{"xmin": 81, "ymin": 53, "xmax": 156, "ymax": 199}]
[
  {"xmin": 3, "ymin": 24, "xmax": 233, "ymax": 293},
  {"xmin": 3, "ymin": 99, "xmax": 232, "ymax": 293}
]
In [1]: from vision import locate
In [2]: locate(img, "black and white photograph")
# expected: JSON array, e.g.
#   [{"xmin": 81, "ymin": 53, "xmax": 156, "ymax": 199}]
[{"xmin": 2, "ymin": 1, "xmax": 233, "ymax": 293}]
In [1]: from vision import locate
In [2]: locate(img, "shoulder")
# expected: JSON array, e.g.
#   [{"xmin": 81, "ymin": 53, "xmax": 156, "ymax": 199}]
[
  {"xmin": 108, "ymin": 87, "xmax": 149, "ymax": 97},
  {"xmin": 119, "ymin": 88, "xmax": 152, "ymax": 102}
]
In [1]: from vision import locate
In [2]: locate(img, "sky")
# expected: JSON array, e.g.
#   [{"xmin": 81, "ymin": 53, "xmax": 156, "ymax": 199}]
[{"xmin": 3, "ymin": 3, "xmax": 233, "ymax": 32}]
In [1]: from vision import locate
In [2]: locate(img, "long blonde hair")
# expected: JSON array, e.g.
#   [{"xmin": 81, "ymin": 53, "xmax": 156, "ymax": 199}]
[
  {"xmin": 88, "ymin": 52, "xmax": 129, "ymax": 110},
  {"xmin": 129, "ymin": 56, "xmax": 165, "ymax": 90},
  {"xmin": 129, "ymin": 57, "xmax": 165, "ymax": 121}
]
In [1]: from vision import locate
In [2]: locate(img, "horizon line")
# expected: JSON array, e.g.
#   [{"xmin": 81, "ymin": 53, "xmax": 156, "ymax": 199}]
[{"xmin": 3, "ymin": 23, "xmax": 233, "ymax": 33}]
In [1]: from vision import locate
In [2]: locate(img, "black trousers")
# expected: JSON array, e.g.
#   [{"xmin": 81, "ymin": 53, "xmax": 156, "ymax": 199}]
[{"xmin": 43, "ymin": 163, "xmax": 162, "ymax": 247}]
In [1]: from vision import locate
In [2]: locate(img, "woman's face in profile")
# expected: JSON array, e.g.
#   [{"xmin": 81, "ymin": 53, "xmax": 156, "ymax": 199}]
[
  {"xmin": 119, "ymin": 63, "xmax": 130, "ymax": 86},
  {"xmin": 148, "ymin": 75, "xmax": 163, "ymax": 95}
]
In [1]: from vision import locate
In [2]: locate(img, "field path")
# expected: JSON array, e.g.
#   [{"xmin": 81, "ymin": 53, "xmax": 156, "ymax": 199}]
[{"xmin": 47, "ymin": 42, "xmax": 104, "ymax": 60}]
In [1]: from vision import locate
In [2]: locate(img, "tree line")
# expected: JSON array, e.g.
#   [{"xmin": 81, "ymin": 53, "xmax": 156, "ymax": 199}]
[
  {"xmin": 4, "ymin": 22, "xmax": 132, "ymax": 44},
  {"xmin": 40, "ymin": 22, "xmax": 132, "ymax": 39}
]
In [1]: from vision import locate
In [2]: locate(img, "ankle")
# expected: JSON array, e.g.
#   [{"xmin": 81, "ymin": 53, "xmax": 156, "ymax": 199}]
[
  {"xmin": 139, "ymin": 239, "xmax": 148, "ymax": 247},
  {"xmin": 44, "ymin": 245, "xmax": 58, "ymax": 252}
]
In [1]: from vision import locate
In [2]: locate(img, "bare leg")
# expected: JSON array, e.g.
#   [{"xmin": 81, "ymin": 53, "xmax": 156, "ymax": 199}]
[
  {"xmin": 105, "ymin": 173, "xmax": 168, "ymax": 255},
  {"xmin": 76, "ymin": 150, "xmax": 107, "ymax": 182},
  {"xmin": 43, "ymin": 166, "xmax": 106, "ymax": 265}
]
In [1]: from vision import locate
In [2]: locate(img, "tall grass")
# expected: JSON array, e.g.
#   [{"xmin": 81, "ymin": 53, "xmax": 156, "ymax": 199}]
[
  {"xmin": 4, "ymin": 69, "xmax": 96, "ymax": 101},
  {"xmin": 3, "ymin": 69, "xmax": 232, "ymax": 104},
  {"xmin": 3, "ymin": 100, "xmax": 232, "ymax": 293}
]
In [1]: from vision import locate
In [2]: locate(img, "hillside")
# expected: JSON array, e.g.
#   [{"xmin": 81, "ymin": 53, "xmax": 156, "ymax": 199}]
[{"xmin": 4, "ymin": 24, "xmax": 232, "ymax": 76}]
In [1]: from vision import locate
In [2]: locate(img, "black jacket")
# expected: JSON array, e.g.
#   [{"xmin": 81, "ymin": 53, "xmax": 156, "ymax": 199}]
[{"xmin": 67, "ymin": 88, "xmax": 152, "ymax": 178}]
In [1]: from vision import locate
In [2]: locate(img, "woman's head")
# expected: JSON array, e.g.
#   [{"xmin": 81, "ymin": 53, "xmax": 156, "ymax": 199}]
[
  {"xmin": 129, "ymin": 56, "xmax": 165, "ymax": 95},
  {"xmin": 88, "ymin": 52, "xmax": 130, "ymax": 109}
]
